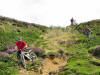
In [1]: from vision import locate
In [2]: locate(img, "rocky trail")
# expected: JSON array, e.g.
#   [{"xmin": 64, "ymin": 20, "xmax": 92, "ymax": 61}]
[{"xmin": 19, "ymin": 57, "xmax": 67, "ymax": 75}]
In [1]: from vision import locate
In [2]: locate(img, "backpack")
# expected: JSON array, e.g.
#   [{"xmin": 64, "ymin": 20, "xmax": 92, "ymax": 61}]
[{"xmin": 18, "ymin": 41, "xmax": 24, "ymax": 45}]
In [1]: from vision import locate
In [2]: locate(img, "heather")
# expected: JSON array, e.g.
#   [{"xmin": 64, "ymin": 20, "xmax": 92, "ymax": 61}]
[
  {"xmin": 6, "ymin": 45, "xmax": 17, "ymax": 54},
  {"xmin": 0, "ymin": 52, "xmax": 9, "ymax": 57},
  {"xmin": 28, "ymin": 46, "xmax": 45, "ymax": 56}
]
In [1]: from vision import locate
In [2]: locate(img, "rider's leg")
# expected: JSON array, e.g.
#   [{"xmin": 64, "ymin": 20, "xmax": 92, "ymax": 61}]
[
  {"xmin": 17, "ymin": 50, "xmax": 22, "ymax": 64},
  {"xmin": 20, "ymin": 51, "xmax": 26, "ymax": 68}
]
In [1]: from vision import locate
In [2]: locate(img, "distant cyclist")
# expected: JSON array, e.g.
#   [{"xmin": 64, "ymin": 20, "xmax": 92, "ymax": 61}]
[
  {"xmin": 16, "ymin": 37, "xmax": 27, "ymax": 63},
  {"xmin": 84, "ymin": 25, "xmax": 91, "ymax": 38}
]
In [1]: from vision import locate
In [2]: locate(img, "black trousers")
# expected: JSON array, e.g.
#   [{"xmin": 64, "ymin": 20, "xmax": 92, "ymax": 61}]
[{"xmin": 17, "ymin": 50, "xmax": 21, "ymax": 59}]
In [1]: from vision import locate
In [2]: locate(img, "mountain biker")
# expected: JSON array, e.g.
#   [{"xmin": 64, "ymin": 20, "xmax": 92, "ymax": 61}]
[
  {"xmin": 84, "ymin": 25, "xmax": 91, "ymax": 38},
  {"xmin": 70, "ymin": 17, "xmax": 77, "ymax": 26},
  {"xmin": 16, "ymin": 37, "xmax": 27, "ymax": 63}
]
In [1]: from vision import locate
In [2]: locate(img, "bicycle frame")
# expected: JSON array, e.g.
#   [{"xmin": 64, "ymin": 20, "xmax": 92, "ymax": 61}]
[{"xmin": 19, "ymin": 49, "xmax": 37, "ymax": 68}]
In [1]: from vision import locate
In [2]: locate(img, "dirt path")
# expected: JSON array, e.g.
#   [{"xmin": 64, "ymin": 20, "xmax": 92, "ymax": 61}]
[
  {"xmin": 42, "ymin": 57, "xmax": 67, "ymax": 75},
  {"xmin": 18, "ymin": 57, "xmax": 67, "ymax": 75}
]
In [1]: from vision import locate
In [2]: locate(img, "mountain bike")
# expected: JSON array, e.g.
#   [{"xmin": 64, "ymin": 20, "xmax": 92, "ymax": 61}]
[{"xmin": 19, "ymin": 48, "xmax": 37, "ymax": 68}]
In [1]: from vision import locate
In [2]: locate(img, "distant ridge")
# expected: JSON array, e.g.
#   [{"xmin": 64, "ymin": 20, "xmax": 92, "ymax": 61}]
[{"xmin": 0, "ymin": 16, "xmax": 47, "ymax": 30}]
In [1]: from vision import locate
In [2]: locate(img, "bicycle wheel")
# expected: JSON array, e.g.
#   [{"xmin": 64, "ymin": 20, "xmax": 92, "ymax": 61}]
[{"xmin": 29, "ymin": 50, "xmax": 37, "ymax": 61}]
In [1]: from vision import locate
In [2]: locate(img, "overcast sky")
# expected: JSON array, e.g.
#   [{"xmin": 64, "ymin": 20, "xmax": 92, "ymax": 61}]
[{"xmin": 0, "ymin": 0, "xmax": 100, "ymax": 27}]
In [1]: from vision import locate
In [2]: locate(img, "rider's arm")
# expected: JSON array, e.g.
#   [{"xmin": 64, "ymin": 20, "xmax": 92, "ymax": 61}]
[
  {"xmin": 23, "ymin": 41, "xmax": 27, "ymax": 48},
  {"xmin": 25, "ymin": 45, "xmax": 27, "ymax": 49},
  {"xmin": 25, "ymin": 43, "xmax": 27, "ymax": 47},
  {"xmin": 15, "ymin": 41, "xmax": 18, "ymax": 50},
  {"xmin": 16, "ymin": 41, "xmax": 18, "ymax": 46},
  {"xmin": 15, "ymin": 46, "xmax": 18, "ymax": 50}
]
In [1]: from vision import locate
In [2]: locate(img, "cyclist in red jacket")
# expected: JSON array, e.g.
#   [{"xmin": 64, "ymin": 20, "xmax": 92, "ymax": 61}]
[
  {"xmin": 16, "ymin": 37, "xmax": 27, "ymax": 63},
  {"xmin": 16, "ymin": 40, "xmax": 27, "ymax": 51}
]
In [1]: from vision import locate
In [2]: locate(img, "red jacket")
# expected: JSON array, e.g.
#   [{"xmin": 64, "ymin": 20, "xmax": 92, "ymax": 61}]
[{"xmin": 16, "ymin": 41, "xmax": 27, "ymax": 51}]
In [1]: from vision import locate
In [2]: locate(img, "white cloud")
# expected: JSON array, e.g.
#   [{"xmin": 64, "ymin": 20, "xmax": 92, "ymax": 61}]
[{"xmin": 0, "ymin": 0, "xmax": 100, "ymax": 27}]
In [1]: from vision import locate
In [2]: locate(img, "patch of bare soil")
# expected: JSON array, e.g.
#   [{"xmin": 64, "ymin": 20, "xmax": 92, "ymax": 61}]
[{"xmin": 42, "ymin": 57, "xmax": 67, "ymax": 75}]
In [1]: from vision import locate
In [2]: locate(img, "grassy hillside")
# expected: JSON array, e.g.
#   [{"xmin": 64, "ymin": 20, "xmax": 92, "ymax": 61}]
[
  {"xmin": 0, "ymin": 16, "xmax": 47, "ymax": 75},
  {"xmin": 59, "ymin": 20, "xmax": 100, "ymax": 75},
  {"xmin": 0, "ymin": 16, "xmax": 48, "ymax": 50},
  {"xmin": 1, "ymin": 16, "xmax": 100, "ymax": 75}
]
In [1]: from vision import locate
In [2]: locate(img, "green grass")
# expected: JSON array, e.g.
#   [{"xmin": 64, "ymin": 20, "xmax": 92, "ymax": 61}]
[
  {"xmin": 0, "ymin": 25, "xmax": 44, "ymax": 51},
  {"xmin": 0, "ymin": 54, "xmax": 18, "ymax": 75},
  {"xmin": 60, "ymin": 59, "xmax": 100, "ymax": 75},
  {"xmin": 26, "ymin": 59, "xmax": 43, "ymax": 70}
]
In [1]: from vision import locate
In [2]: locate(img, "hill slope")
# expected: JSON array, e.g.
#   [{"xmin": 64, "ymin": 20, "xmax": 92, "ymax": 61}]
[
  {"xmin": 0, "ymin": 16, "xmax": 48, "ymax": 75},
  {"xmin": 0, "ymin": 16, "xmax": 48, "ymax": 50},
  {"xmin": 1, "ymin": 17, "xmax": 100, "ymax": 75},
  {"xmin": 59, "ymin": 20, "xmax": 100, "ymax": 75}
]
